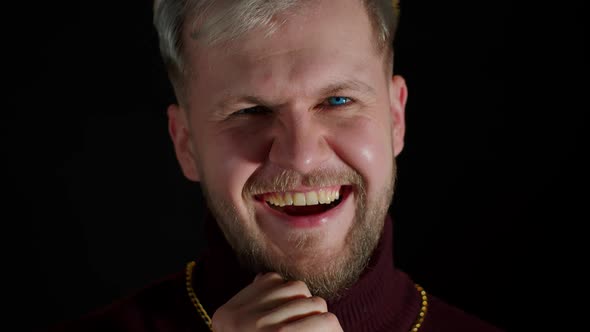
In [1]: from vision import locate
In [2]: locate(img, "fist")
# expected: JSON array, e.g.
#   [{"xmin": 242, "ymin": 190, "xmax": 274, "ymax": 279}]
[{"xmin": 211, "ymin": 273, "xmax": 343, "ymax": 332}]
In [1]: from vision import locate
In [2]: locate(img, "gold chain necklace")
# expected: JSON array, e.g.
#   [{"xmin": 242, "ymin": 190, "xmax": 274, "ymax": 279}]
[{"xmin": 186, "ymin": 261, "xmax": 428, "ymax": 332}]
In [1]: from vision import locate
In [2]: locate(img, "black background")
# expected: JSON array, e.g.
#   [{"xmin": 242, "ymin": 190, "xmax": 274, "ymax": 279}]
[{"xmin": 5, "ymin": 0, "xmax": 585, "ymax": 331}]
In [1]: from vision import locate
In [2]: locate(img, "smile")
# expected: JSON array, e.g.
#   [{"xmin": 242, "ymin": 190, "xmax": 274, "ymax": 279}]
[{"xmin": 256, "ymin": 186, "xmax": 352, "ymax": 217}]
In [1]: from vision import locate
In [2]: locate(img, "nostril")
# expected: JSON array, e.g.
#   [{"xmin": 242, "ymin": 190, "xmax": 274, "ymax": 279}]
[{"xmin": 267, "ymin": 129, "xmax": 331, "ymax": 173}]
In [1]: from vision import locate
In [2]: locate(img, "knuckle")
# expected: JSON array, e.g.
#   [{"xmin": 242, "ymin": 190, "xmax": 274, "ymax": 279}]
[
  {"xmin": 211, "ymin": 307, "xmax": 226, "ymax": 323},
  {"xmin": 263, "ymin": 272, "xmax": 283, "ymax": 280},
  {"xmin": 310, "ymin": 296, "xmax": 328, "ymax": 311},
  {"xmin": 258, "ymin": 272, "xmax": 284, "ymax": 284},
  {"xmin": 285, "ymin": 280, "xmax": 309, "ymax": 293},
  {"xmin": 210, "ymin": 311, "xmax": 225, "ymax": 330},
  {"xmin": 321, "ymin": 312, "xmax": 339, "ymax": 325},
  {"xmin": 254, "ymin": 316, "xmax": 267, "ymax": 329},
  {"xmin": 211, "ymin": 306, "xmax": 244, "ymax": 330}
]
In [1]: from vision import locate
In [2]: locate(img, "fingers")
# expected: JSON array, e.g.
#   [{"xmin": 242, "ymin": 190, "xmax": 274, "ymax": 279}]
[
  {"xmin": 212, "ymin": 272, "xmax": 342, "ymax": 332},
  {"xmin": 253, "ymin": 272, "xmax": 311, "ymax": 311},
  {"xmin": 276, "ymin": 312, "xmax": 343, "ymax": 332},
  {"xmin": 228, "ymin": 273, "xmax": 285, "ymax": 307},
  {"xmin": 252, "ymin": 272, "xmax": 285, "ymax": 286},
  {"xmin": 256, "ymin": 279, "xmax": 313, "ymax": 311},
  {"xmin": 256, "ymin": 296, "xmax": 328, "ymax": 327}
]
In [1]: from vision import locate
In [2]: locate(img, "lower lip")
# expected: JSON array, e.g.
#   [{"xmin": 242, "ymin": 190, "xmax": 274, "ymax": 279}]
[{"xmin": 255, "ymin": 188, "xmax": 353, "ymax": 228}]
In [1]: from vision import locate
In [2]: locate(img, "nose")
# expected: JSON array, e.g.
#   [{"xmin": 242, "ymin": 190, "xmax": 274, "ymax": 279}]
[{"xmin": 268, "ymin": 111, "xmax": 332, "ymax": 174}]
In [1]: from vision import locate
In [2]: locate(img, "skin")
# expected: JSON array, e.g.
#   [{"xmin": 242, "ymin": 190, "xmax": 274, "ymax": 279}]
[
  {"xmin": 212, "ymin": 272, "xmax": 342, "ymax": 331},
  {"xmin": 167, "ymin": 0, "xmax": 407, "ymax": 329}
]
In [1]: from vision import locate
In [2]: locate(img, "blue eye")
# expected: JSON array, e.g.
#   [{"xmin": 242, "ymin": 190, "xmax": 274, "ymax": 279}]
[{"xmin": 327, "ymin": 96, "xmax": 351, "ymax": 106}]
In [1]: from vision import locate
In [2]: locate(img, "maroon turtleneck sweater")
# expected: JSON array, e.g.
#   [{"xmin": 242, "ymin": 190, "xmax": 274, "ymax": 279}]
[{"xmin": 46, "ymin": 216, "xmax": 503, "ymax": 332}]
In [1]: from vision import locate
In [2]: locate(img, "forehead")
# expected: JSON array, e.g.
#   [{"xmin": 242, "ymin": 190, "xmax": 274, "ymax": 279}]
[{"xmin": 183, "ymin": 0, "xmax": 384, "ymax": 105}]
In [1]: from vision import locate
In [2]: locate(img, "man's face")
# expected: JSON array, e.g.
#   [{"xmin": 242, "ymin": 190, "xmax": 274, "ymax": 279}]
[{"xmin": 169, "ymin": 0, "xmax": 406, "ymax": 298}]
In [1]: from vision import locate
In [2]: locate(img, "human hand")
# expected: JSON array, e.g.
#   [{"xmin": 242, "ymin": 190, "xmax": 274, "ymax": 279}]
[{"xmin": 211, "ymin": 272, "xmax": 343, "ymax": 332}]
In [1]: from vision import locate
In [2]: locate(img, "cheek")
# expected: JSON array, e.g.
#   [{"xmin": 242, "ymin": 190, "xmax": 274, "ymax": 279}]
[
  {"xmin": 196, "ymin": 124, "xmax": 270, "ymax": 205},
  {"xmin": 328, "ymin": 116, "xmax": 393, "ymax": 190}
]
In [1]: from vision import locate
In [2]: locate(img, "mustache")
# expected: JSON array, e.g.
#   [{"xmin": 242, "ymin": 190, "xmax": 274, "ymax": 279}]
[{"xmin": 244, "ymin": 167, "xmax": 364, "ymax": 196}]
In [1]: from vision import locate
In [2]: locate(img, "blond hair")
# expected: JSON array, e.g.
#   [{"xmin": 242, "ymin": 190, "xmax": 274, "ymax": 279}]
[{"xmin": 153, "ymin": 0, "xmax": 400, "ymax": 100}]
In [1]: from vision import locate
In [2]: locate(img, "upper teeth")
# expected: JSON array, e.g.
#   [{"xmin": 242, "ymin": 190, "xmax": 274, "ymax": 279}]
[{"xmin": 265, "ymin": 189, "xmax": 341, "ymax": 207}]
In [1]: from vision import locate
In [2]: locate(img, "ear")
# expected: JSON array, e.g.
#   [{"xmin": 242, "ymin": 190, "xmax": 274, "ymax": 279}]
[
  {"xmin": 389, "ymin": 75, "xmax": 407, "ymax": 157},
  {"xmin": 167, "ymin": 104, "xmax": 200, "ymax": 182}
]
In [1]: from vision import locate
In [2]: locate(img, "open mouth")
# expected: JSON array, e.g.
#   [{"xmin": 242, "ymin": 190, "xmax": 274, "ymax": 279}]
[{"xmin": 256, "ymin": 186, "xmax": 352, "ymax": 217}]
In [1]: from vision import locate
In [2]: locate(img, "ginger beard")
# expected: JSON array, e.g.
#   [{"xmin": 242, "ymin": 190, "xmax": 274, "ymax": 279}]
[{"xmin": 200, "ymin": 160, "xmax": 396, "ymax": 300}]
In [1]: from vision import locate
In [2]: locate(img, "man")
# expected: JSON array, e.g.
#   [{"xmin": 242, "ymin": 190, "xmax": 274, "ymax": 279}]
[{"xmin": 48, "ymin": 0, "xmax": 502, "ymax": 331}]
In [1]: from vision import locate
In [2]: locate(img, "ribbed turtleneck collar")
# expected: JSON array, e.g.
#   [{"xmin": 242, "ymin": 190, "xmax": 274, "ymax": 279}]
[
  {"xmin": 196, "ymin": 212, "xmax": 420, "ymax": 332},
  {"xmin": 327, "ymin": 217, "xmax": 420, "ymax": 331}
]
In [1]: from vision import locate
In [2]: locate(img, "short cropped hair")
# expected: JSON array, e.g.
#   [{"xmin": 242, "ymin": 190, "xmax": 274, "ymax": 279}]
[{"xmin": 153, "ymin": 0, "xmax": 400, "ymax": 101}]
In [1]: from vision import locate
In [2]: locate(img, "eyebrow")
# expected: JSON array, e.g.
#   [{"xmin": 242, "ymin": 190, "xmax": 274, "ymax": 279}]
[
  {"xmin": 319, "ymin": 79, "xmax": 376, "ymax": 97},
  {"xmin": 217, "ymin": 79, "xmax": 376, "ymax": 110}
]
